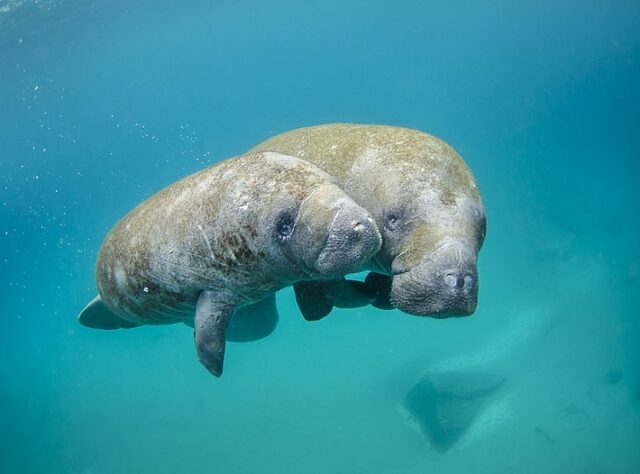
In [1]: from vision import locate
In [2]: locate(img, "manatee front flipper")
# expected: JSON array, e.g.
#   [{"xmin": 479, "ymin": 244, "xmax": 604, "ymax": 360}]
[
  {"xmin": 294, "ymin": 281, "xmax": 336, "ymax": 321},
  {"xmin": 294, "ymin": 278, "xmax": 377, "ymax": 321},
  {"xmin": 194, "ymin": 290, "xmax": 235, "ymax": 377},
  {"xmin": 226, "ymin": 293, "xmax": 279, "ymax": 342},
  {"xmin": 333, "ymin": 279, "xmax": 377, "ymax": 308},
  {"xmin": 364, "ymin": 272, "xmax": 394, "ymax": 310},
  {"xmin": 77, "ymin": 296, "xmax": 141, "ymax": 329}
]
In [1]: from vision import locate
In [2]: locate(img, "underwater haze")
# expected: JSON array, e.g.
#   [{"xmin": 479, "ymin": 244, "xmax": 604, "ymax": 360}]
[{"xmin": 1, "ymin": 0, "xmax": 639, "ymax": 472}]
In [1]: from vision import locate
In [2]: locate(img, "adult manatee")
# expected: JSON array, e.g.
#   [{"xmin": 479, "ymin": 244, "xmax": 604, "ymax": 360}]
[{"xmin": 251, "ymin": 124, "xmax": 486, "ymax": 319}]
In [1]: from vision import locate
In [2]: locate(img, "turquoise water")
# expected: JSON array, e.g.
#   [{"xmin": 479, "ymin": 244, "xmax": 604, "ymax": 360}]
[{"xmin": 1, "ymin": 1, "xmax": 639, "ymax": 472}]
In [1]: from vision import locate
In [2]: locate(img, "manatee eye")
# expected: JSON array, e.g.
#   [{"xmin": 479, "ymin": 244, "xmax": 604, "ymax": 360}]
[
  {"xmin": 384, "ymin": 211, "xmax": 401, "ymax": 232},
  {"xmin": 275, "ymin": 211, "xmax": 296, "ymax": 240}
]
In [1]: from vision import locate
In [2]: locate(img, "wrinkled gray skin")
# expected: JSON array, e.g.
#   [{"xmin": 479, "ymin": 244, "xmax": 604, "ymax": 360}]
[
  {"xmin": 251, "ymin": 124, "xmax": 486, "ymax": 318},
  {"xmin": 77, "ymin": 151, "xmax": 381, "ymax": 377}
]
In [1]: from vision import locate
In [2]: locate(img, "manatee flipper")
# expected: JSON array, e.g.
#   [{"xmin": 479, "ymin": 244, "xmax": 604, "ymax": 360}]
[
  {"xmin": 294, "ymin": 280, "xmax": 336, "ymax": 321},
  {"xmin": 364, "ymin": 272, "xmax": 394, "ymax": 310},
  {"xmin": 194, "ymin": 290, "xmax": 235, "ymax": 377},
  {"xmin": 332, "ymin": 279, "xmax": 377, "ymax": 308},
  {"xmin": 187, "ymin": 294, "xmax": 279, "ymax": 341},
  {"xmin": 226, "ymin": 293, "xmax": 279, "ymax": 342},
  {"xmin": 77, "ymin": 295, "xmax": 141, "ymax": 330},
  {"xmin": 294, "ymin": 278, "xmax": 376, "ymax": 321}
]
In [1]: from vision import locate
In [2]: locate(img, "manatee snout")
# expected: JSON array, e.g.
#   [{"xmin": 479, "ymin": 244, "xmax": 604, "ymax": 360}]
[
  {"xmin": 390, "ymin": 241, "xmax": 478, "ymax": 317},
  {"xmin": 295, "ymin": 185, "xmax": 381, "ymax": 277},
  {"xmin": 315, "ymin": 203, "xmax": 381, "ymax": 276}
]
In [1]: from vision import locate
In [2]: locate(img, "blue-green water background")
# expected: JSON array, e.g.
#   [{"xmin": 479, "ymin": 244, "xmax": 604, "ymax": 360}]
[{"xmin": 1, "ymin": 1, "xmax": 639, "ymax": 472}]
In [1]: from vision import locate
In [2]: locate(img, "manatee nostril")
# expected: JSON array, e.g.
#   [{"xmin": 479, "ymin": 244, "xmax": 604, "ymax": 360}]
[
  {"xmin": 353, "ymin": 221, "xmax": 365, "ymax": 232},
  {"xmin": 444, "ymin": 272, "xmax": 475, "ymax": 291},
  {"xmin": 463, "ymin": 275, "xmax": 475, "ymax": 290},
  {"xmin": 444, "ymin": 274, "xmax": 457, "ymax": 288}
]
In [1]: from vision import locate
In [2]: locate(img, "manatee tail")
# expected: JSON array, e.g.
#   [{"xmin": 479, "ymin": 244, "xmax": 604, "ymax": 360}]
[{"xmin": 77, "ymin": 295, "xmax": 141, "ymax": 330}]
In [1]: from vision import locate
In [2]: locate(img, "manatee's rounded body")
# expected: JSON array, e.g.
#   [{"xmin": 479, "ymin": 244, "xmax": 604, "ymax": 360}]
[
  {"xmin": 96, "ymin": 155, "xmax": 292, "ymax": 325},
  {"xmin": 252, "ymin": 124, "xmax": 486, "ymax": 317},
  {"xmin": 80, "ymin": 150, "xmax": 382, "ymax": 376}
]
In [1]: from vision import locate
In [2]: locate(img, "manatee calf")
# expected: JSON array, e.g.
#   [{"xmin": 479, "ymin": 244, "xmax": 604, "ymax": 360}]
[
  {"xmin": 77, "ymin": 151, "xmax": 381, "ymax": 377},
  {"xmin": 251, "ymin": 124, "xmax": 486, "ymax": 318}
]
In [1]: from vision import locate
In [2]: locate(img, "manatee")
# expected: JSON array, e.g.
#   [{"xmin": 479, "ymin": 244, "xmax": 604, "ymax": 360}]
[
  {"xmin": 251, "ymin": 124, "xmax": 486, "ymax": 318},
  {"xmin": 77, "ymin": 151, "xmax": 381, "ymax": 377},
  {"xmin": 403, "ymin": 371, "xmax": 506, "ymax": 452}
]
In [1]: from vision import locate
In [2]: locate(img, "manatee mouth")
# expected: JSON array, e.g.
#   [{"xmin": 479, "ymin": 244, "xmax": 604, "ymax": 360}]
[
  {"xmin": 389, "ymin": 241, "xmax": 478, "ymax": 317},
  {"xmin": 313, "ymin": 209, "xmax": 381, "ymax": 277}
]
